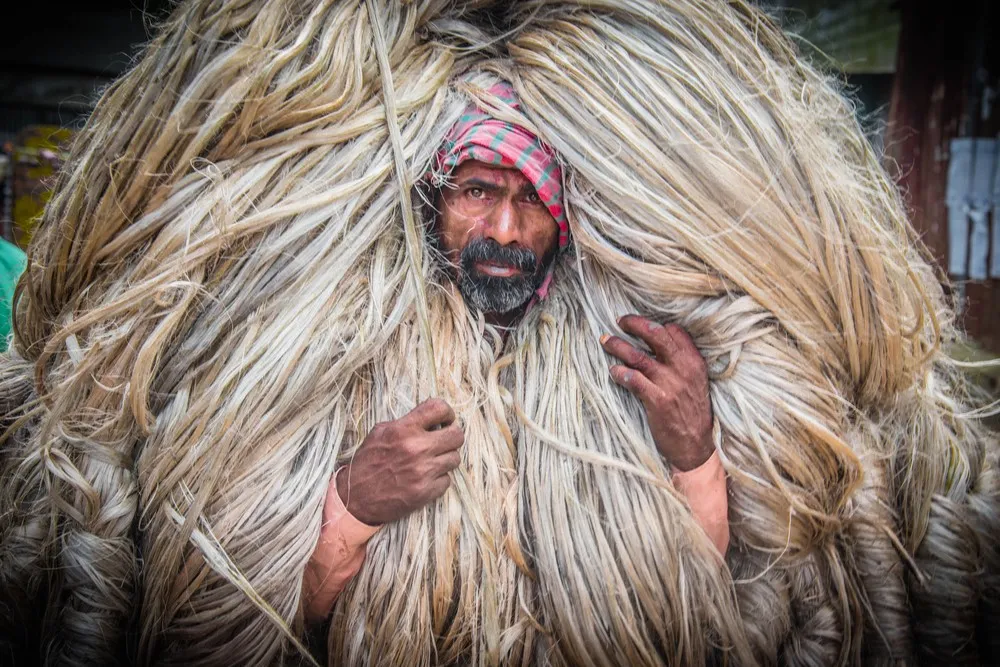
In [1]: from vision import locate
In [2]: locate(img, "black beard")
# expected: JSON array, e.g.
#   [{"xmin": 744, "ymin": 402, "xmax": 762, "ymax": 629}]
[{"xmin": 458, "ymin": 238, "xmax": 548, "ymax": 315}]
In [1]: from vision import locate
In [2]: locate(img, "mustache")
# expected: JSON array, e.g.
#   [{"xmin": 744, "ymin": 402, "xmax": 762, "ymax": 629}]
[{"xmin": 460, "ymin": 238, "xmax": 538, "ymax": 275}]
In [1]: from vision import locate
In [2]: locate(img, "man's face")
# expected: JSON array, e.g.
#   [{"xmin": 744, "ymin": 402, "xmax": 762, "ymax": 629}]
[{"xmin": 436, "ymin": 160, "xmax": 560, "ymax": 315}]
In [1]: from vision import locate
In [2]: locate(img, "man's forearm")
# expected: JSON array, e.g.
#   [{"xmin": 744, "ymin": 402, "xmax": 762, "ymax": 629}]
[
  {"xmin": 302, "ymin": 472, "xmax": 381, "ymax": 626},
  {"xmin": 671, "ymin": 450, "xmax": 729, "ymax": 554}
]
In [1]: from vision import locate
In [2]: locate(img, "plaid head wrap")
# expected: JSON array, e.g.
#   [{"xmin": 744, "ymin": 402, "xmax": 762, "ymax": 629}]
[{"xmin": 432, "ymin": 82, "xmax": 569, "ymax": 251}]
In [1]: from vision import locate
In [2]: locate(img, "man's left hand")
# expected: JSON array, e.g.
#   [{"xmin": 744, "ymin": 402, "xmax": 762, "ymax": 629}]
[{"xmin": 601, "ymin": 315, "xmax": 714, "ymax": 472}]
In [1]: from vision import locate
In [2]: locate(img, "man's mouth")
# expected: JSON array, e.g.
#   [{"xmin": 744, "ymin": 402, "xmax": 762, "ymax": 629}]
[
  {"xmin": 457, "ymin": 239, "xmax": 548, "ymax": 314},
  {"xmin": 475, "ymin": 261, "xmax": 523, "ymax": 278}
]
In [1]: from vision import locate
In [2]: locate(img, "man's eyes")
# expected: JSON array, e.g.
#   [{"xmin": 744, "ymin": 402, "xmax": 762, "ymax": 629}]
[{"xmin": 459, "ymin": 186, "xmax": 542, "ymax": 204}]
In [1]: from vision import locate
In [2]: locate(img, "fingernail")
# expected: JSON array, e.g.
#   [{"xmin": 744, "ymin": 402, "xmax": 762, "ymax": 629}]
[{"xmin": 600, "ymin": 334, "xmax": 610, "ymax": 345}]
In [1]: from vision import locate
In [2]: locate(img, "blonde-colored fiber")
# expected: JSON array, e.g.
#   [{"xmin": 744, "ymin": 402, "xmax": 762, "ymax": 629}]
[{"xmin": 1, "ymin": 1, "xmax": 998, "ymax": 666}]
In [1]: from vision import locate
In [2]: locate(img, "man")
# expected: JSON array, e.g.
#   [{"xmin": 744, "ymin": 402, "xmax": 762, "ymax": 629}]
[{"xmin": 301, "ymin": 83, "xmax": 729, "ymax": 626}]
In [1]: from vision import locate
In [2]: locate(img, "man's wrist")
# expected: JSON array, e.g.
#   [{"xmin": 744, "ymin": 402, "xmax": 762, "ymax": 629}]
[
  {"xmin": 335, "ymin": 465, "xmax": 380, "ymax": 526},
  {"xmin": 334, "ymin": 466, "xmax": 361, "ymax": 520},
  {"xmin": 667, "ymin": 433, "xmax": 715, "ymax": 472}
]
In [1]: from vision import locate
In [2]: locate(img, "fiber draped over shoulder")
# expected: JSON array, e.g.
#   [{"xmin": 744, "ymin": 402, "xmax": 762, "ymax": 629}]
[{"xmin": 1, "ymin": 1, "xmax": 997, "ymax": 666}]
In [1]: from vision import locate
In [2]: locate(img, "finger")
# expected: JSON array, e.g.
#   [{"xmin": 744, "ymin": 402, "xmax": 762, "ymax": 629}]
[
  {"xmin": 609, "ymin": 364, "xmax": 660, "ymax": 407},
  {"xmin": 408, "ymin": 398, "xmax": 456, "ymax": 430},
  {"xmin": 434, "ymin": 450, "xmax": 462, "ymax": 475},
  {"xmin": 427, "ymin": 423, "xmax": 465, "ymax": 454},
  {"xmin": 426, "ymin": 476, "xmax": 452, "ymax": 501},
  {"xmin": 600, "ymin": 334, "xmax": 659, "ymax": 377},
  {"xmin": 618, "ymin": 315, "xmax": 678, "ymax": 365}
]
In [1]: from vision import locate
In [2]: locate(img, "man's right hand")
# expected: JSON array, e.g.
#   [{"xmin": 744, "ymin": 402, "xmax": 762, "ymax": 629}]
[{"xmin": 335, "ymin": 398, "xmax": 464, "ymax": 526}]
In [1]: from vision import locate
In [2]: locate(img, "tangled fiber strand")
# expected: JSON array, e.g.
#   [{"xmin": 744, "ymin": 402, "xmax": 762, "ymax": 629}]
[
  {"xmin": 844, "ymin": 425, "xmax": 913, "ymax": 667},
  {"xmin": 0, "ymin": 0, "xmax": 998, "ymax": 666},
  {"xmin": 878, "ymin": 363, "xmax": 1000, "ymax": 666}
]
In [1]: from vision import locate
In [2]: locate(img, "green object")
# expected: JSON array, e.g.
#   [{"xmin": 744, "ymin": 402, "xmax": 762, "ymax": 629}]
[{"xmin": 0, "ymin": 238, "xmax": 27, "ymax": 351}]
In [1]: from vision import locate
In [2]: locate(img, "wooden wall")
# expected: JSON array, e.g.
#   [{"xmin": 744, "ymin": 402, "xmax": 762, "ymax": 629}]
[{"xmin": 886, "ymin": 0, "xmax": 1000, "ymax": 353}]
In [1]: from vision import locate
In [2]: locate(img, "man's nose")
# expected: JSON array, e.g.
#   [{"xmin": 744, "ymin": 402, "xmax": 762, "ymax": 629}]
[{"xmin": 484, "ymin": 198, "xmax": 521, "ymax": 246}]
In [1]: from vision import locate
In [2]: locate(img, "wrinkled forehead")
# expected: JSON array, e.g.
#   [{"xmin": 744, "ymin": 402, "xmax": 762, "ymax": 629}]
[{"xmin": 450, "ymin": 160, "xmax": 535, "ymax": 188}]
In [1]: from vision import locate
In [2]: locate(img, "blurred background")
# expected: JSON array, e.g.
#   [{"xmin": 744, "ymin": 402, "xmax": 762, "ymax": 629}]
[{"xmin": 0, "ymin": 0, "xmax": 997, "ymax": 390}]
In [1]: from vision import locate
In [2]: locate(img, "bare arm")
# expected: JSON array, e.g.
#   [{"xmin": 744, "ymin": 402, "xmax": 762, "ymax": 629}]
[
  {"xmin": 301, "ymin": 471, "xmax": 381, "ymax": 624},
  {"xmin": 671, "ymin": 451, "xmax": 729, "ymax": 553}
]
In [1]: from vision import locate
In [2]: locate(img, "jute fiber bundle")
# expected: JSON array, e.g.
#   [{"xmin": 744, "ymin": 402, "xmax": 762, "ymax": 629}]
[{"xmin": 0, "ymin": 1, "xmax": 997, "ymax": 666}]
